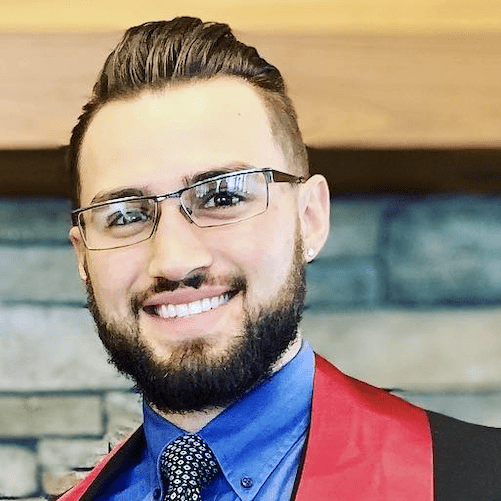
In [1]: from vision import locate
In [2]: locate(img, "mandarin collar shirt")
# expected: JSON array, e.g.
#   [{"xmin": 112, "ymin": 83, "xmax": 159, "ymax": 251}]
[{"xmin": 95, "ymin": 342, "xmax": 314, "ymax": 501}]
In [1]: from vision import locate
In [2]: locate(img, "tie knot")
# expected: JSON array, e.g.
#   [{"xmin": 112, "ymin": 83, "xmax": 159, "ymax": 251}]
[{"xmin": 160, "ymin": 435, "xmax": 220, "ymax": 500}]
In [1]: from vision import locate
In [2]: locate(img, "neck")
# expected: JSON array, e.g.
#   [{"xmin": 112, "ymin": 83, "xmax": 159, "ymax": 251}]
[{"xmin": 154, "ymin": 334, "xmax": 303, "ymax": 433}]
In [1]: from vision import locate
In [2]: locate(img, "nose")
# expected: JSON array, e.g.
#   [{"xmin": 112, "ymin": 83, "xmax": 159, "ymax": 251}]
[{"xmin": 147, "ymin": 203, "xmax": 213, "ymax": 282}]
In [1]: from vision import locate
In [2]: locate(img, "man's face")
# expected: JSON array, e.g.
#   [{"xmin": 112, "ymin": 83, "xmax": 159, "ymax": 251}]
[{"xmin": 70, "ymin": 78, "xmax": 320, "ymax": 412}]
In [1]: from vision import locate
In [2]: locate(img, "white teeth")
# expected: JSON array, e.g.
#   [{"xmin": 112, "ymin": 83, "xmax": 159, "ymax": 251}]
[
  {"xmin": 167, "ymin": 304, "xmax": 176, "ymax": 317},
  {"xmin": 154, "ymin": 293, "xmax": 230, "ymax": 319},
  {"xmin": 175, "ymin": 303, "xmax": 189, "ymax": 318},
  {"xmin": 157, "ymin": 304, "xmax": 177, "ymax": 319},
  {"xmin": 188, "ymin": 300, "xmax": 203, "ymax": 315},
  {"xmin": 201, "ymin": 298, "xmax": 211, "ymax": 311}
]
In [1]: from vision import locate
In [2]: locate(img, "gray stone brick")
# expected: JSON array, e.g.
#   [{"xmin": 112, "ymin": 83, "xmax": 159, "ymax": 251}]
[
  {"xmin": 385, "ymin": 196, "xmax": 501, "ymax": 304},
  {"xmin": 0, "ymin": 246, "xmax": 85, "ymax": 303},
  {"xmin": 38, "ymin": 438, "xmax": 107, "ymax": 469},
  {"xmin": 0, "ymin": 305, "xmax": 130, "ymax": 391},
  {"xmin": 0, "ymin": 445, "xmax": 38, "ymax": 498},
  {"xmin": 320, "ymin": 199, "xmax": 383, "ymax": 259},
  {"xmin": 0, "ymin": 198, "xmax": 71, "ymax": 244},
  {"xmin": 104, "ymin": 392, "xmax": 142, "ymax": 446},
  {"xmin": 394, "ymin": 390, "xmax": 501, "ymax": 427},
  {"xmin": 302, "ymin": 308, "xmax": 501, "ymax": 390},
  {"xmin": 306, "ymin": 258, "xmax": 380, "ymax": 309},
  {"xmin": 42, "ymin": 470, "xmax": 86, "ymax": 498},
  {"xmin": 0, "ymin": 395, "xmax": 103, "ymax": 437}
]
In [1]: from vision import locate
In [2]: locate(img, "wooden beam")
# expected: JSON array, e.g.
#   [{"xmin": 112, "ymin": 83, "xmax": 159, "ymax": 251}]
[
  {"xmin": 1, "ymin": 32, "xmax": 501, "ymax": 149},
  {"xmin": 245, "ymin": 33, "xmax": 501, "ymax": 148},
  {"xmin": 308, "ymin": 148, "xmax": 501, "ymax": 195},
  {"xmin": 0, "ymin": 149, "xmax": 68, "ymax": 198},
  {"xmin": 0, "ymin": 33, "xmax": 120, "ymax": 149},
  {"xmin": 3, "ymin": 148, "xmax": 501, "ymax": 198}
]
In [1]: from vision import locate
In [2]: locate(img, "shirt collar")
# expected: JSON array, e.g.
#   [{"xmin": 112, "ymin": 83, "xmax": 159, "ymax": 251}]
[{"xmin": 143, "ymin": 341, "xmax": 314, "ymax": 497}]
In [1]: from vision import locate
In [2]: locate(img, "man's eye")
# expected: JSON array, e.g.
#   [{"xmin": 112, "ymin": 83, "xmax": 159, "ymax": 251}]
[
  {"xmin": 203, "ymin": 190, "xmax": 245, "ymax": 208},
  {"xmin": 106, "ymin": 208, "xmax": 151, "ymax": 227}
]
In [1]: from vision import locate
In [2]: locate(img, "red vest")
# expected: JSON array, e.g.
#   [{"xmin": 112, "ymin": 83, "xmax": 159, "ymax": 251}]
[{"xmin": 60, "ymin": 355, "xmax": 433, "ymax": 500}]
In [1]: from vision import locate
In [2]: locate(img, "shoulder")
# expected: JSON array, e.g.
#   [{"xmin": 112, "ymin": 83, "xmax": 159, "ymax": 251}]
[
  {"xmin": 312, "ymin": 354, "xmax": 429, "ymax": 427},
  {"xmin": 428, "ymin": 411, "xmax": 501, "ymax": 500},
  {"xmin": 313, "ymin": 355, "xmax": 501, "ymax": 500}
]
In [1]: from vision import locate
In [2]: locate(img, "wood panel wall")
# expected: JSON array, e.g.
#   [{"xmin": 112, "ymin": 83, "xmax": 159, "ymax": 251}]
[
  {"xmin": 2, "ymin": 32, "xmax": 501, "ymax": 150},
  {"xmin": 2, "ymin": 1, "xmax": 501, "ymax": 194}
]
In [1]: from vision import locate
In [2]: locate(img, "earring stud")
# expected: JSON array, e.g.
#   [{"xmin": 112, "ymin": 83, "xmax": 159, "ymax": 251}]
[{"xmin": 306, "ymin": 248, "xmax": 315, "ymax": 259}]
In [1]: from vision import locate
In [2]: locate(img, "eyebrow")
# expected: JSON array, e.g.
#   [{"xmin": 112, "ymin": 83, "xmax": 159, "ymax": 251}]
[
  {"xmin": 91, "ymin": 188, "xmax": 150, "ymax": 205},
  {"xmin": 184, "ymin": 164, "xmax": 252, "ymax": 186},
  {"xmin": 90, "ymin": 164, "xmax": 253, "ymax": 205}
]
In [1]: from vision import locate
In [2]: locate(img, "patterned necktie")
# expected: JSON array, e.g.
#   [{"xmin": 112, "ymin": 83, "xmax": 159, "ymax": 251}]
[{"xmin": 160, "ymin": 434, "xmax": 220, "ymax": 501}]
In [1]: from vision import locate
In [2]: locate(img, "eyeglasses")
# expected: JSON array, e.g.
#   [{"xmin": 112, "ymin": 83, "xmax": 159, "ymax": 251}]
[{"xmin": 72, "ymin": 167, "xmax": 304, "ymax": 250}]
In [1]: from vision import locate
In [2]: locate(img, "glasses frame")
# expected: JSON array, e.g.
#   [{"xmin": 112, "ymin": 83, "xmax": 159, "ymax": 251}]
[{"xmin": 72, "ymin": 167, "xmax": 305, "ymax": 250}]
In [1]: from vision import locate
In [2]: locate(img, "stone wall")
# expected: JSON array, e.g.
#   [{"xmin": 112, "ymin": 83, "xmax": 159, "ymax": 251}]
[{"xmin": 3, "ymin": 195, "xmax": 501, "ymax": 499}]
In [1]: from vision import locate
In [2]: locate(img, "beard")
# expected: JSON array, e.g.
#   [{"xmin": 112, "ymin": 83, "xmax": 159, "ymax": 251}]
[{"xmin": 85, "ymin": 231, "xmax": 306, "ymax": 414}]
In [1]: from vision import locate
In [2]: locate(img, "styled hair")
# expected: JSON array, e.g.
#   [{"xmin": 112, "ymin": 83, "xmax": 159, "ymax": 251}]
[{"xmin": 67, "ymin": 17, "xmax": 308, "ymax": 205}]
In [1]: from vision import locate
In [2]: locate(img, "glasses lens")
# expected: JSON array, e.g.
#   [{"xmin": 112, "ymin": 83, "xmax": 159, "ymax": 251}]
[
  {"xmin": 80, "ymin": 198, "xmax": 157, "ymax": 249},
  {"xmin": 181, "ymin": 171, "xmax": 268, "ymax": 227}
]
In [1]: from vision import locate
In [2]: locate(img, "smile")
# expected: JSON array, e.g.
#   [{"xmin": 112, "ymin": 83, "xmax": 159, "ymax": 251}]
[{"xmin": 151, "ymin": 292, "xmax": 231, "ymax": 319}]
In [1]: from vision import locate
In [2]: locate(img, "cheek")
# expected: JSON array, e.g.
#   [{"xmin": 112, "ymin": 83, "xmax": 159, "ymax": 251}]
[
  {"xmin": 219, "ymin": 209, "xmax": 297, "ymax": 299},
  {"xmin": 85, "ymin": 250, "xmax": 146, "ymax": 306},
  {"xmin": 259, "ymin": 229, "xmax": 296, "ymax": 292}
]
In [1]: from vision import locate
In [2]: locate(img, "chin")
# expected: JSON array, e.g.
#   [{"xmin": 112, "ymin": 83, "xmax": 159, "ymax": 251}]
[{"xmin": 85, "ymin": 227, "xmax": 306, "ymax": 412}]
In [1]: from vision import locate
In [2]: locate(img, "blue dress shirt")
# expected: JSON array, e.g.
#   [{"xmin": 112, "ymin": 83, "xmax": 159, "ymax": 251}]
[{"xmin": 95, "ymin": 342, "xmax": 314, "ymax": 500}]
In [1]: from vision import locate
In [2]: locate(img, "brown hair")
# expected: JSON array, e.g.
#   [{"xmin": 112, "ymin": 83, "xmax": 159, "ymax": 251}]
[{"xmin": 67, "ymin": 17, "xmax": 308, "ymax": 205}]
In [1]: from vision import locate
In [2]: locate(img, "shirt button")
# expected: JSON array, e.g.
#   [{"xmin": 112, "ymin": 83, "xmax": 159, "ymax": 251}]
[
  {"xmin": 153, "ymin": 488, "xmax": 161, "ymax": 499},
  {"xmin": 241, "ymin": 476, "xmax": 253, "ymax": 488}
]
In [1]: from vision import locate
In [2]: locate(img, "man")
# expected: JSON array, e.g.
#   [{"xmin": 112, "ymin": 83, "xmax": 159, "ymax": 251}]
[{"xmin": 63, "ymin": 17, "xmax": 501, "ymax": 501}]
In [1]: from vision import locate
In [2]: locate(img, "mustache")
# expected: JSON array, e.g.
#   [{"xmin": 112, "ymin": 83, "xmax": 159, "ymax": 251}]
[
  {"xmin": 130, "ymin": 272, "xmax": 247, "ymax": 315},
  {"xmin": 155, "ymin": 273, "xmax": 206, "ymax": 292}
]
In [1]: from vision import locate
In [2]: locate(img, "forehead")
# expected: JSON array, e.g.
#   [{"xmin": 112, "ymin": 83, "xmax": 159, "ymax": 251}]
[{"xmin": 78, "ymin": 77, "xmax": 288, "ymax": 205}]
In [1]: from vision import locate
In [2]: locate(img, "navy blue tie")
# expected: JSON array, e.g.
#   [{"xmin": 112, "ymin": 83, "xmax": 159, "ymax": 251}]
[{"xmin": 160, "ymin": 435, "xmax": 220, "ymax": 501}]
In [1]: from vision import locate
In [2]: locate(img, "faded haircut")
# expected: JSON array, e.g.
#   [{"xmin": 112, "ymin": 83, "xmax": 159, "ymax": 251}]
[{"xmin": 67, "ymin": 17, "xmax": 308, "ymax": 206}]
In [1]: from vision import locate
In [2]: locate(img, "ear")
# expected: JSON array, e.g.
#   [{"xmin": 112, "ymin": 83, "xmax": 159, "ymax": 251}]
[
  {"xmin": 69, "ymin": 226, "xmax": 88, "ymax": 281},
  {"xmin": 298, "ymin": 174, "xmax": 330, "ymax": 262}
]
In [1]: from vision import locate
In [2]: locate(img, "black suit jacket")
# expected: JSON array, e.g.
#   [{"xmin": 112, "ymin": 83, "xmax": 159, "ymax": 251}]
[{"xmin": 429, "ymin": 410, "xmax": 501, "ymax": 500}]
